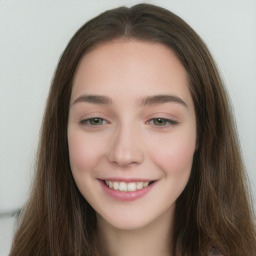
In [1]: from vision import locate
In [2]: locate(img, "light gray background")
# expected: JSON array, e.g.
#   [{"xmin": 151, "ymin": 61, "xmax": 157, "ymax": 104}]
[{"xmin": 0, "ymin": 0, "xmax": 256, "ymax": 255}]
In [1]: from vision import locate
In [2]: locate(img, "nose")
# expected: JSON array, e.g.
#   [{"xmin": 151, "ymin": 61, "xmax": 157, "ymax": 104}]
[{"xmin": 107, "ymin": 123, "xmax": 144, "ymax": 167}]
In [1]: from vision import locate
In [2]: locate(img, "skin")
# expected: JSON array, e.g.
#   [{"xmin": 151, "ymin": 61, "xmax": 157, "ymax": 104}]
[{"xmin": 68, "ymin": 39, "xmax": 197, "ymax": 256}]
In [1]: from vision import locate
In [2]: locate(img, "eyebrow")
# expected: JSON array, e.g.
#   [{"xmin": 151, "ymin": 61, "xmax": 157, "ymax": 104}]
[
  {"xmin": 71, "ymin": 95, "xmax": 112, "ymax": 106},
  {"xmin": 140, "ymin": 94, "xmax": 188, "ymax": 108},
  {"xmin": 71, "ymin": 94, "xmax": 188, "ymax": 108}
]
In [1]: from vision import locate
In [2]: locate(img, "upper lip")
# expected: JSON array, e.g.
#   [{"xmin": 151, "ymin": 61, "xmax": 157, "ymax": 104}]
[{"xmin": 98, "ymin": 178, "xmax": 157, "ymax": 182}]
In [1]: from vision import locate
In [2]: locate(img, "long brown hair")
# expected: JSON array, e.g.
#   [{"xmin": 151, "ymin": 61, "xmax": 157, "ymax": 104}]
[{"xmin": 10, "ymin": 4, "xmax": 256, "ymax": 256}]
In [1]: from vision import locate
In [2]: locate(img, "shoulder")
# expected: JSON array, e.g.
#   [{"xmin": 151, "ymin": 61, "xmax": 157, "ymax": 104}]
[{"xmin": 208, "ymin": 247, "xmax": 224, "ymax": 256}]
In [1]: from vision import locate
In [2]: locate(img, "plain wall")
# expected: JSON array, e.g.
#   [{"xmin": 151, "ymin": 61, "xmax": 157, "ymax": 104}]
[{"xmin": 1, "ymin": 0, "xmax": 256, "ymax": 218}]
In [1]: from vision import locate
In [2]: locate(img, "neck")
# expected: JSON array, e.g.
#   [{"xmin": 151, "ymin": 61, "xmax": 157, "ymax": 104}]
[{"xmin": 97, "ymin": 208, "xmax": 174, "ymax": 256}]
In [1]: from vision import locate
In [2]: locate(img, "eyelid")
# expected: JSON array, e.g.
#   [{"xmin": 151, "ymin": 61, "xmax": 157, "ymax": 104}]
[
  {"xmin": 78, "ymin": 112, "xmax": 179, "ymax": 127},
  {"xmin": 79, "ymin": 111, "xmax": 109, "ymax": 121}
]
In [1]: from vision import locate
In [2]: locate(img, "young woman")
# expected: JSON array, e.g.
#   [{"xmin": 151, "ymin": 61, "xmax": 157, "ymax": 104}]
[{"xmin": 10, "ymin": 3, "xmax": 256, "ymax": 256}]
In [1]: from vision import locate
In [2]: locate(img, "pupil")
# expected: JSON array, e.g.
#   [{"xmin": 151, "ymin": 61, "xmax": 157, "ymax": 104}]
[
  {"xmin": 92, "ymin": 118, "xmax": 101, "ymax": 124},
  {"xmin": 155, "ymin": 118, "xmax": 165, "ymax": 125}
]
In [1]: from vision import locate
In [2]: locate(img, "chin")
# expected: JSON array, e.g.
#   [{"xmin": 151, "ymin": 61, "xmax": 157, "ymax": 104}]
[
  {"xmin": 99, "ymin": 215, "xmax": 153, "ymax": 231},
  {"xmin": 96, "ymin": 204, "xmax": 174, "ymax": 232}
]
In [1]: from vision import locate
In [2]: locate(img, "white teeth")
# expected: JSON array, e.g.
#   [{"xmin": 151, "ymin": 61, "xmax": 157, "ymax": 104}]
[
  {"xmin": 113, "ymin": 182, "xmax": 119, "ymax": 190},
  {"xmin": 143, "ymin": 181, "xmax": 149, "ymax": 187},
  {"xmin": 127, "ymin": 182, "xmax": 137, "ymax": 191},
  {"xmin": 105, "ymin": 180, "xmax": 153, "ymax": 191},
  {"xmin": 136, "ymin": 182, "xmax": 143, "ymax": 190},
  {"xmin": 119, "ymin": 182, "xmax": 127, "ymax": 191}
]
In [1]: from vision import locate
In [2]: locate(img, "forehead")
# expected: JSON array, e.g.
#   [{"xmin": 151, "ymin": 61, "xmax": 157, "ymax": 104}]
[{"xmin": 71, "ymin": 39, "xmax": 193, "ymax": 109}]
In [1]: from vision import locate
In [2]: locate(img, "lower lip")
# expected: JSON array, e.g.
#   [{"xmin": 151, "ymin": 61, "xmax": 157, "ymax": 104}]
[{"xmin": 99, "ymin": 180, "xmax": 156, "ymax": 201}]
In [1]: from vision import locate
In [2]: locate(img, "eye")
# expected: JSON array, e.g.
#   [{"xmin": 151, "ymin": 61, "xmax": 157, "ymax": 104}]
[
  {"xmin": 148, "ymin": 118, "xmax": 178, "ymax": 127},
  {"xmin": 80, "ymin": 117, "xmax": 107, "ymax": 126}
]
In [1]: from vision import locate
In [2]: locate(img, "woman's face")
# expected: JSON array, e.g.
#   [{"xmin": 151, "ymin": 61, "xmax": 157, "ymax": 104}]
[{"xmin": 68, "ymin": 40, "xmax": 197, "ymax": 230}]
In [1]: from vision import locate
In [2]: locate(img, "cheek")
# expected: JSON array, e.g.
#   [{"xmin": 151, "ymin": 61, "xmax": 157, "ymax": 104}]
[
  {"xmin": 149, "ymin": 130, "xmax": 196, "ymax": 176},
  {"xmin": 68, "ymin": 129, "xmax": 104, "ymax": 174}
]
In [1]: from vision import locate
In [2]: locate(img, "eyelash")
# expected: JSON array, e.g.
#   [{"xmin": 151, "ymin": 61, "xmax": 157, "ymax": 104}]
[
  {"xmin": 80, "ymin": 117, "xmax": 107, "ymax": 126},
  {"xmin": 147, "ymin": 118, "xmax": 178, "ymax": 127},
  {"xmin": 80, "ymin": 117, "xmax": 178, "ymax": 127}
]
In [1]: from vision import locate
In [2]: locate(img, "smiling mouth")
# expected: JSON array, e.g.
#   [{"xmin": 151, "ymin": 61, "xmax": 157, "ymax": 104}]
[{"xmin": 104, "ymin": 180, "xmax": 156, "ymax": 192}]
